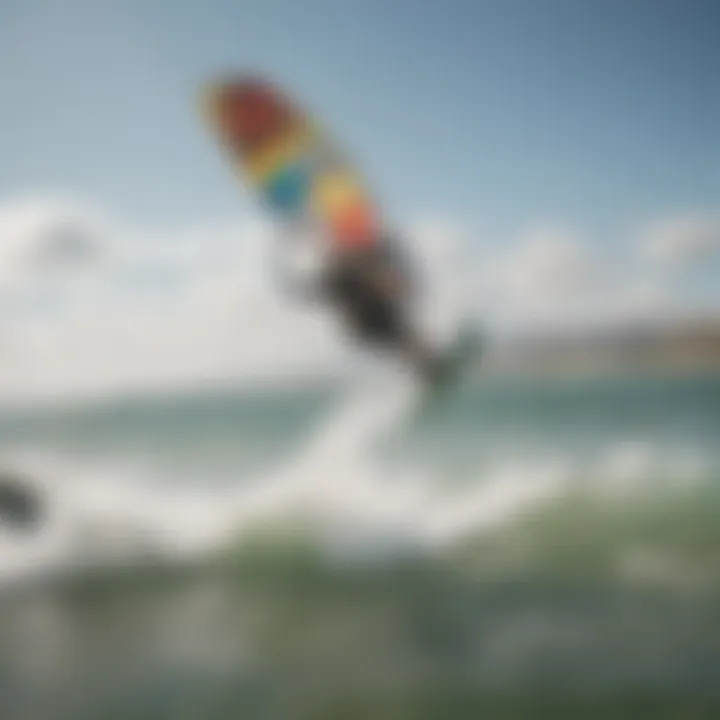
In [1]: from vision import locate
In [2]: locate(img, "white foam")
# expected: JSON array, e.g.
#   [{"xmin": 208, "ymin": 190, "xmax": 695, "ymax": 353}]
[{"xmin": 0, "ymin": 386, "xmax": 715, "ymax": 587}]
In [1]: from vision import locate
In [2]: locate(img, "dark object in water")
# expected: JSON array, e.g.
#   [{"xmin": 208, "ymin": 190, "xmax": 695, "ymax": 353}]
[{"xmin": 0, "ymin": 471, "xmax": 43, "ymax": 531}]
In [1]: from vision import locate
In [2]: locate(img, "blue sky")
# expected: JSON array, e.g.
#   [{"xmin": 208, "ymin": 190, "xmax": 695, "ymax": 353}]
[
  {"xmin": 0, "ymin": 0, "xmax": 718, "ymax": 240},
  {"xmin": 0, "ymin": 0, "xmax": 719, "ymax": 399}
]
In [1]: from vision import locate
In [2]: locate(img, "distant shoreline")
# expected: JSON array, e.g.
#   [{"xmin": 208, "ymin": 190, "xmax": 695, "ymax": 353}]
[
  {"xmin": 1, "ymin": 318, "xmax": 719, "ymax": 412},
  {"xmin": 482, "ymin": 317, "xmax": 720, "ymax": 378}
]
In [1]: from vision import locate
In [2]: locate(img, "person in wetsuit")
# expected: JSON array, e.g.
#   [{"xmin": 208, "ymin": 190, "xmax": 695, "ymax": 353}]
[
  {"xmin": 207, "ymin": 77, "xmax": 444, "ymax": 381},
  {"xmin": 277, "ymin": 227, "xmax": 442, "ymax": 382}
]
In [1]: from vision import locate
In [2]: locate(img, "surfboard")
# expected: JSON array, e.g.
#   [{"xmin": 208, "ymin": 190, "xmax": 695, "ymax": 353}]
[{"xmin": 201, "ymin": 75, "xmax": 383, "ymax": 250}]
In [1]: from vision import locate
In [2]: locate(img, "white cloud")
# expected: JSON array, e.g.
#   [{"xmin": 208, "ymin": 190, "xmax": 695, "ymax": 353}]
[
  {"xmin": 495, "ymin": 224, "xmax": 597, "ymax": 298},
  {"xmin": 639, "ymin": 213, "xmax": 720, "ymax": 268},
  {"xmin": 0, "ymin": 199, "xmax": 348, "ymax": 404},
  {"xmin": 0, "ymin": 194, "xmax": 108, "ymax": 292},
  {"xmin": 0, "ymin": 197, "xmax": 718, "ymax": 404},
  {"xmin": 475, "ymin": 224, "xmax": 670, "ymax": 332}
]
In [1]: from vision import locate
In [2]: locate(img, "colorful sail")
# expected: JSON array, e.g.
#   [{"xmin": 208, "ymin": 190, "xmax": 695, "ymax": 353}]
[{"xmin": 202, "ymin": 75, "xmax": 380, "ymax": 248}]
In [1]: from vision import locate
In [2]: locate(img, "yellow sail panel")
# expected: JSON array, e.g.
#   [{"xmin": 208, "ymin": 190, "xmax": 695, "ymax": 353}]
[
  {"xmin": 245, "ymin": 124, "xmax": 315, "ymax": 185},
  {"xmin": 312, "ymin": 170, "xmax": 364, "ymax": 215}
]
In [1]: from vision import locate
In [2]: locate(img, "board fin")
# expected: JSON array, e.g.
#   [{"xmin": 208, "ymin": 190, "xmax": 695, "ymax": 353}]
[{"xmin": 414, "ymin": 324, "xmax": 483, "ymax": 419}]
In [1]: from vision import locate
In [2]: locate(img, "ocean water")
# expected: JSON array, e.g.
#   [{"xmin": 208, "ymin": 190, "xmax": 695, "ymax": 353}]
[{"xmin": 1, "ymin": 372, "xmax": 720, "ymax": 718}]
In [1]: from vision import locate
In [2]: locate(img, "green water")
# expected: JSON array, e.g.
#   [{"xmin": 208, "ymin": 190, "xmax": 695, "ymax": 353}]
[{"xmin": 1, "ymin": 372, "xmax": 719, "ymax": 718}]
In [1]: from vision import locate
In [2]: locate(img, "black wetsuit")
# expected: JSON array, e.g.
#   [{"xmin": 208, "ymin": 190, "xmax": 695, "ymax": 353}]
[
  {"xmin": 277, "ymin": 232, "xmax": 440, "ymax": 380},
  {"xmin": 320, "ymin": 241, "xmax": 413, "ymax": 346}
]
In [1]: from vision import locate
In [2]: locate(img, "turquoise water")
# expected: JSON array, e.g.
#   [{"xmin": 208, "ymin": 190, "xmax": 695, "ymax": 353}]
[
  {"xmin": 2, "ymin": 373, "xmax": 717, "ymax": 480},
  {"xmin": 0, "ymin": 373, "xmax": 719, "ymax": 718}
]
